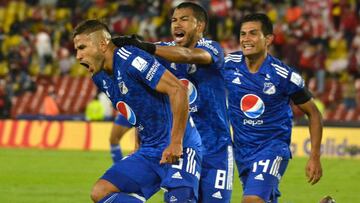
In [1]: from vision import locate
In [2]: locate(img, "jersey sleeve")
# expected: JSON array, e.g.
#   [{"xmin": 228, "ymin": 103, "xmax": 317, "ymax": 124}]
[
  {"xmin": 286, "ymin": 70, "xmax": 306, "ymax": 95},
  {"xmin": 195, "ymin": 39, "xmax": 224, "ymax": 70},
  {"xmin": 125, "ymin": 48, "xmax": 166, "ymax": 90}
]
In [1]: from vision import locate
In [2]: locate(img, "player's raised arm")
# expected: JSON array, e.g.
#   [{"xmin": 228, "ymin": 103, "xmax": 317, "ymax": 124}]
[
  {"xmin": 112, "ymin": 36, "xmax": 213, "ymax": 64},
  {"xmin": 155, "ymin": 70, "xmax": 189, "ymax": 164},
  {"xmin": 296, "ymin": 99, "xmax": 323, "ymax": 185},
  {"xmin": 154, "ymin": 45, "xmax": 212, "ymax": 64}
]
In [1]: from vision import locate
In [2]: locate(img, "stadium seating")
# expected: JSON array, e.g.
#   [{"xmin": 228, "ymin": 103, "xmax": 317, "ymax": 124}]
[{"xmin": 10, "ymin": 76, "xmax": 97, "ymax": 119}]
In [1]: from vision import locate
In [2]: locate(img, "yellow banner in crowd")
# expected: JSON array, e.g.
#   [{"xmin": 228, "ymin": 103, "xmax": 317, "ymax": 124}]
[
  {"xmin": 0, "ymin": 120, "xmax": 359, "ymax": 157},
  {"xmin": 291, "ymin": 127, "xmax": 360, "ymax": 157},
  {"xmin": 0, "ymin": 120, "xmax": 136, "ymax": 151}
]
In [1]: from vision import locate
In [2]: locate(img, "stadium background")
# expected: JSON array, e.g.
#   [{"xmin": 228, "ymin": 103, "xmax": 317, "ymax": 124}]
[{"xmin": 0, "ymin": 0, "xmax": 359, "ymax": 202}]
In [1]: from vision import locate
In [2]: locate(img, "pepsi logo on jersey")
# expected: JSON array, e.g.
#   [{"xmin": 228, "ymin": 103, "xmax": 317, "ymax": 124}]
[
  {"xmin": 116, "ymin": 101, "xmax": 136, "ymax": 125},
  {"xmin": 240, "ymin": 94, "xmax": 264, "ymax": 126},
  {"xmin": 180, "ymin": 79, "xmax": 198, "ymax": 105},
  {"xmin": 240, "ymin": 94, "xmax": 265, "ymax": 119}
]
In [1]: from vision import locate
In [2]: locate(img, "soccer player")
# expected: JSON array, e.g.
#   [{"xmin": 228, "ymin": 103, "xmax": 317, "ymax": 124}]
[
  {"xmin": 223, "ymin": 13, "xmax": 323, "ymax": 203},
  {"xmin": 73, "ymin": 19, "xmax": 202, "ymax": 203},
  {"xmin": 113, "ymin": 2, "xmax": 233, "ymax": 202}
]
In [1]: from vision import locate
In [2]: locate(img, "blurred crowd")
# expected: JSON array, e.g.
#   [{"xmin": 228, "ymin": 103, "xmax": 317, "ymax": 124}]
[{"xmin": 0, "ymin": 0, "xmax": 360, "ymax": 121}]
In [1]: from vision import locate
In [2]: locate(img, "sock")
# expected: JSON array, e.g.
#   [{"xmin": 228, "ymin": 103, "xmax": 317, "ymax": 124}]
[
  {"xmin": 98, "ymin": 192, "xmax": 145, "ymax": 203},
  {"xmin": 110, "ymin": 144, "xmax": 123, "ymax": 163}
]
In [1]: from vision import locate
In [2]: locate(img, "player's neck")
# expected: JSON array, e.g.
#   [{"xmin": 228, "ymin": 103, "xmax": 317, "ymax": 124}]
[
  {"xmin": 103, "ymin": 44, "xmax": 117, "ymax": 74},
  {"xmin": 188, "ymin": 34, "xmax": 202, "ymax": 48},
  {"xmin": 245, "ymin": 52, "xmax": 267, "ymax": 73}
]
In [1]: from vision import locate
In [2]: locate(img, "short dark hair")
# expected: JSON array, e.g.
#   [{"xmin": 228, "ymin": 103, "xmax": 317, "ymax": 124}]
[
  {"xmin": 73, "ymin": 19, "xmax": 110, "ymax": 38},
  {"xmin": 240, "ymin": 13, "xmax": 273, "ymax": 36},
  {"xmin": 175, "ymin": 2, "xmax": 208, "ymax": 30}
]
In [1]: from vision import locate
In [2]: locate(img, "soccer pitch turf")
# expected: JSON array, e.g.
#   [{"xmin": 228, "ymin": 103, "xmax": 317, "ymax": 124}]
[{"xmin": 0, "ymin": 148, "xmax": 359, "ymax": 203}]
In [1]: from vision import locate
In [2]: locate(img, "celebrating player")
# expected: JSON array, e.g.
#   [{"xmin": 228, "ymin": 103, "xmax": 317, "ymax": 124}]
[
  {"xmin": 223, "ymin": 13, "xmax": 323, "ymax": 203},
  {"xmin": 113, "ymin": 2, "xmax": 233, "ymax": 202},
  {"xmin": 73, "ymin": 19, "xmax": 202, "ymax": 203}
]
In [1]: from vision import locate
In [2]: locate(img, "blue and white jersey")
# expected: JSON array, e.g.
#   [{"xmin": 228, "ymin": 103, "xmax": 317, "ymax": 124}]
[
  {"xmin": 92, "ymin": 46, "xmax": 201, "ymax": 157},
  {"xmin": 157, "ymin": 39, "xmax": 232, "ymax": 155},
  {"xmin": 223, "ymin": 51, "xmax": 306, "ymax": 161},
  {"xmin": 155, "ymin": 42, "xmax": 198, "ymax": 112},
  {"xmin": 155, "ymin": 41, "xmax": 189, "ymax": 79}
]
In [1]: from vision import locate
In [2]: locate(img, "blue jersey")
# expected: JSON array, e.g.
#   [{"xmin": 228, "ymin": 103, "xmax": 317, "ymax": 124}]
[
  {"xmin": 114, "ymin": 113, "xmax": 132, "ymax": 127},
  {"xmin": 157, "ymin": 39, "xmax": 232, "ymax": 156},
  {"xmin": 155, "ymin": 42, "xmax": 198, "ymax": 112},
  {"xmin": 223, "ymin": 52, "xmax": 306, "ymax": 161},
  {"xmin": 92, "ymin": 46, "xmax": 201, "ymax": 157},
  {"xmin": 155, "ymin": 41, "xmax": 189, "ymax": 78}
]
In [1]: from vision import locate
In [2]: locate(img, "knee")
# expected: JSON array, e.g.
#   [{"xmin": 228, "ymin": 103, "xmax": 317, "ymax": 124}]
[
  {"xmin": 242, "ymin": 195, "xmax": 265, "ymax": 203},
  {"xmin": 90, "ymin": 184, "xmax": 104, "ymax": 203},
  {"xmin": 91, "ymin": 180, "xmax": 118, "ymax": 202}
]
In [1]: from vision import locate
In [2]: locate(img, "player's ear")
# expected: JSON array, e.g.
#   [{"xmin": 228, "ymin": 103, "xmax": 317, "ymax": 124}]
[
  {"xmin": 197, "ymin": 21, "xmax": 205, "ymax": 33},
  {"xmin": 265, "ymin": 34, "xmax": 274, "ymax": 47},
  {"xmin": 99, "ymin": 38, "xmax": 109, "ymax": 53}
]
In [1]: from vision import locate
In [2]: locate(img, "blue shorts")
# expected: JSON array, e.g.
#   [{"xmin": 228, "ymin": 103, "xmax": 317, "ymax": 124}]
[
  {"xmin": 235, "ymin": 153, "xmax": 289, "ymax": 203},
  {"xmin": 200, "ymin": 145, "xmax": 234, "ymax": 203},
  {"xmin": 101, "ymin": 147, "xmax": 201, "ymax": 201}
]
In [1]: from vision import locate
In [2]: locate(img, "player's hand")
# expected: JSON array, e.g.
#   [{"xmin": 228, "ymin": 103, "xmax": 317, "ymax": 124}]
[
  {"xmin": 305, "ymin": 156, "xmax": 322, "ymax": 185},
  {"xmin": 160, "ymin": 143, "xmax": 183, "ymax": 164},
  {"xmin": 112, "ymin": 35, "xmax": 156, "ymax": 54}
]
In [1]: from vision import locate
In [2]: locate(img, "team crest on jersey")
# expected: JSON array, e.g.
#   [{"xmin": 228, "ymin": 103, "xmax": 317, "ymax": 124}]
[
  {"xmin": 116, "ymin": 101, "xmax": 136, "ymax": 125},
  {"xmin": 180, "ymin": 79, "xmax": 197, "ymax": 104},
  {"xmin": 263, "ymin": 82, "xmax": 276, "ymax": 95},
  {"xmin": 187, "ymin": 64, "xmax": 197, "ymax": 74},
  {"xmin": 240, "ymin": 94, "xmax": 265, "ymax": 118},
  {"xmin": 118, "ymin": 81, "xmax": 128, "ymax": 95}
]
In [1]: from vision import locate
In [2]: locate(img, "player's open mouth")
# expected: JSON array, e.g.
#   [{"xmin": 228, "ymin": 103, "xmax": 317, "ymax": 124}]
[
  {"xmin": 243, "ymin": 44, "xmax": 254, "ymax": 51},
  {"xmin": 174, "ymin": 31, "xmax": 185, "ymax": 43},
  {"xmin": 80, "ymin": 62, "xmax": 89, "ymax": 69}
]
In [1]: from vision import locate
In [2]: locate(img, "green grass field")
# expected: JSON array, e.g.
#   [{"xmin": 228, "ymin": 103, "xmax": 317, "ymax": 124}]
[{"xmin": 0, "ymin": 148, "xmax": 359, "ymax": 203}]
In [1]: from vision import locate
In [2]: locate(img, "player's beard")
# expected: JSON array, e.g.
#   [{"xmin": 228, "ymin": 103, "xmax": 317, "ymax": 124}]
[{"xmin": 182, "ymin": 30, "xmax": 198, "ymax": 48}]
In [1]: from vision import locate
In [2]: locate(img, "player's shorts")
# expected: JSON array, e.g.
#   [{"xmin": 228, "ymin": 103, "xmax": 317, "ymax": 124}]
[
  {"xmin": 101, "ymin": 147, "xmax": 201, "ymax": 201},
  {"xmin": 235, "ymin": 153, "xmax": 289, "ymax": 203},
  {"xmin": 199, "ymin": 144, "xmax": 234, "ymax": 203}
]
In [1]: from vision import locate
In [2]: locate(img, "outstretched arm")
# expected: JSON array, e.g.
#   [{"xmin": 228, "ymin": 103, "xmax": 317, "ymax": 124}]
[
  {"xmin": 112, "ymin": 36, "xmax": 213, "ymax": 64},
  {"xmin": 155, "ymin": 45, "xmax": 212, "ymax": 64},
  {"xmin": 297, "ymin": 99, "xmax": 323, "ymax": 185},
  {"xmin": 155, "ymin": 70, "xmax": 189, "ymax": 164}
]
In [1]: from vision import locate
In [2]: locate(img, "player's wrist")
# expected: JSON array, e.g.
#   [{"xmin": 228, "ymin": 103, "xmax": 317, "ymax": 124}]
[{"xmin": 310, "ymin": 152, "xmax": 321, "ymax": 159}]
